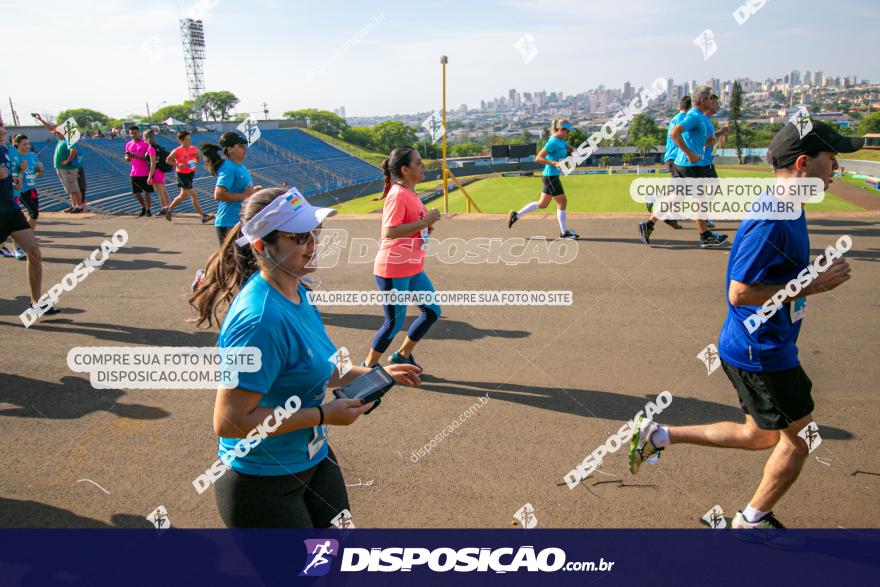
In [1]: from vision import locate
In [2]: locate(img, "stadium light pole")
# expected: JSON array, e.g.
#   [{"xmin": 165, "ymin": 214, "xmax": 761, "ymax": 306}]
[{"xmin": 441, "ymin": 55, "xmax": 448, "ymax": 213}]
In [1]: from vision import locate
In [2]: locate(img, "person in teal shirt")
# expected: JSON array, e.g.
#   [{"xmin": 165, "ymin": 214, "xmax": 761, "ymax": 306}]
[
  {"xmin": 200, "ymin": 132, "xmax": 261, "ymax": 244},
  {"xmin": 507, "ymin": 119, "xmax": 578, "ymax": 239},
  {"xmin": 190, "ymin": 187, "xmax": 422, "ymax": 527}
]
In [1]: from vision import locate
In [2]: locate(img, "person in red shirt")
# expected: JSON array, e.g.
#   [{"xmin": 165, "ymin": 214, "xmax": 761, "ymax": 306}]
[
  {"xmin": 362, "ymin": 147, "xmax": 442, "ymax": 370},
  {"xmin": 165, "ymin": 130, "xmax": 212, "ymax": 223}
]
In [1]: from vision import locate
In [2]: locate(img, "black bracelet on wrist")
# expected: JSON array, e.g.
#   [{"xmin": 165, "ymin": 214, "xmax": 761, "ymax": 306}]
[{"xmin": 317, "ymin": 405, "xmax": 324, "ymax": 427}]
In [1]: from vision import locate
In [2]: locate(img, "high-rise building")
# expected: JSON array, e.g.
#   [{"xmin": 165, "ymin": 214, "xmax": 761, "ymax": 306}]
[
  {"xmin": 803, "ymin": 70, "xmax": 813, "ymax": 86},
  {"xmin": 814, "ymin": 70, "xmax": 824, "ymax": 87},
  {"xmin": 790, "ymin": 70, "xmax": 801, "ymax": 85},
  {"xmin": 623, "ymin": 81, "xmax": 634, "ymax": 100}
]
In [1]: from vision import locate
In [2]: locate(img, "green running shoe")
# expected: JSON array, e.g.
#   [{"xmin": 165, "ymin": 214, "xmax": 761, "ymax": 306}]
[{"xmin": 629, "ymin": 414, "xmax": 662, "ymax": 474}]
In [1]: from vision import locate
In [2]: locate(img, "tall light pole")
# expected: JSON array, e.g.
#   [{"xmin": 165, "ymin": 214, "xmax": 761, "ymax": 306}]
[{"xmin": 441, "ymin": 55, "xmax": 448, "ymax": 213}]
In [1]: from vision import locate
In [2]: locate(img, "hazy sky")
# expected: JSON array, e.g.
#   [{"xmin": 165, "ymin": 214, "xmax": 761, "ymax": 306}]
[{"xmin": 4, "ymin": 0, "xmax": 879, "ymax": 121}]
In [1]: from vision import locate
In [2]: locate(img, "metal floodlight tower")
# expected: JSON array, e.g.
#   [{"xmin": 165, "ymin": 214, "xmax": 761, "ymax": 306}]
[{"xmin": 180, "ymin": 18, "xmax": 206, "ymax": 119}]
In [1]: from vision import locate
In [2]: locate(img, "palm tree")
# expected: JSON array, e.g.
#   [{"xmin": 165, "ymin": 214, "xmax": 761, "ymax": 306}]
[{"xmin": 635, "ymin": 136, "xmax": 656, "ymax": 159}]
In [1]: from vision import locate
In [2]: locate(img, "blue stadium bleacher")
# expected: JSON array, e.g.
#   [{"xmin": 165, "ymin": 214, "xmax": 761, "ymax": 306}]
[{"xmin": 30, "ymin": 128, "xmax": 381, "ymax": 215}]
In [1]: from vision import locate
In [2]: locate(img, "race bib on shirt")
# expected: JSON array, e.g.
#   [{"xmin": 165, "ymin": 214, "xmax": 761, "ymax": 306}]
[
  {"xmin": 187, "ymin": 159, "xmax": 197, "ymax": 169},
  {"xmin": 308, "ymin": 423, "xmax": 328, "ymax": 459},
  {"xmin": 790, "ymin": 298, "xmax": 806, "ymax": 323},
  {"xmin": 420, "ymin": 227, "xmax": 430, "ymax": 250}
]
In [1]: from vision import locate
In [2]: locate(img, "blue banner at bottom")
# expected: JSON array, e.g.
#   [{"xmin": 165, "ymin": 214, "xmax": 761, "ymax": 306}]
[{"xmin": 0, "ymin": 529, "xmax": 877, "ymax": 586}]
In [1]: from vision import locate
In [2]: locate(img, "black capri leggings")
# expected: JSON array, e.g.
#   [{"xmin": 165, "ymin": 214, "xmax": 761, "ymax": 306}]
[{"xmin": 214, "ymin": 446, "xmax": 350, "ymax": 528}]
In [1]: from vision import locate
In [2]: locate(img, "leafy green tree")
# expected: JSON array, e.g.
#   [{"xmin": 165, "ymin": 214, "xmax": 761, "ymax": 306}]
[
  {"xmin": 622, "ymin": 152, "xmax": 634, "ymax": 165},
  {"xmin": 857, "ymin": 112, "xmax": 880, "ymax": 135},
  {"xmin": 196, "ymin": 91, "xmax": 240, "ymax": 121},
  {"xmin": 149, "ymin": 102, "xmax": 196, "ymax": 124},
  {"xmin": 57, "ymin": 108, "xmax": 109, "ymax": 129},
  {"xmin": 283, "ymin": 109, "xmax": 349, "ymax": 137},
  {"xmin": 627, "ymin": 114, "xmax": 662, "ymax": 145},
  {"xmin": 568, "ymin": 128, "xmax": 589, "ymax": 148},
  {"xmin": 451, "ymin": 142, "xmax": 484, "ymax": 157},
  {"xmin": 370, "ymin": 120, "xmax": 417, "ymax": 154},
  {"xmin": 730, "ymin": 81, "xmax": 744, "ymax": 164},
  {"xmin": 600, "ymin": 156, "xmax": 610, "ymax": 167},
  {"xmin": 341, "ymin": 126, "xmax": 374, "ymax": 149},
  {"xmin": 634, "ymin": 136, "xmax": 656, "ymax": 158}
]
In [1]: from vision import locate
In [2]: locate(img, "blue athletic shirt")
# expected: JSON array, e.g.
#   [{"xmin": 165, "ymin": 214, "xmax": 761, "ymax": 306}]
[
  {"xmin": 718, "ymin": 205, "xmax": 810, "ymax": 372},
  {"xmin": 7, "ymin": 145, "xmax": 22, "ymax": 200},
  {"xmin": 21, "ymin": 152, "xmax": 40, "ymax": 191},
  {"xmin": 214, "ymin": 159, "xmax": 253, "ymax": 228},
  {"xmin": 663, "ymin": 112, "xmax": 686, "ymax": 162},
  {"xmin": 700, "ymin": 119, "xmax": 716, "ymax": 166},
  {"xmin": 217, "ymin": 273, "xmax": 337, "ymax": 475},
  {"xmin": 541, "ymin": 135, "xmax": 568, "ymax": 177},
  {"xmin": 70, "ymin": 145, "xmax": 83, "ymax": 169},
  {"xmin": 673, "ymin": 108, "xmax": 712, "ymax": 167},
  {"xmin": 0, "ymin": 145, "xmax": 17, "ymax": 213}
]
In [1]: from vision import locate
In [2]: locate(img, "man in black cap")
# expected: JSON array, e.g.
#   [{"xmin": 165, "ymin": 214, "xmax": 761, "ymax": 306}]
[{"xmin": 628, "ymin": 120, "xmax": 862, "ymax": 531}]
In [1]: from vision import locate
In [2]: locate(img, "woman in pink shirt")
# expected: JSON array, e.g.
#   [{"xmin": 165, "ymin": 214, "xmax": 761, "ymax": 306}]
[{"xmin": 363, "ymin": 147, "xmax": 442, "ymax": 370}]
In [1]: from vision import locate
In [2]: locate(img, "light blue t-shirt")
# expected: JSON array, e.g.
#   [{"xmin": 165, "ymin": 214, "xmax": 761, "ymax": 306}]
[
  {"xmin": 673, "ymin": 109, "xmax": 712, "ymax": 167},
  {"xmin": 663, "ymin": 112, "xmax": 686, "ymax": 163},
  {"xmin": 70, "ymin": 144, "xmax": 83, "ymax": 169},
  {"xmin": 700, "ymin": 119, "xmax": 716, "ymax": 166},
  {"xmin": 541, "ymin": 135, "xmax": 568, "ymax": 177},
  {"xmin": 8, "ymin": 146, "xmax": 22, "ymax": 199},
  {"xmin": 214, "ymin": 159, "xmax": 253, "ymax": 228},
  {"xmin": 21, "ymin": 152, "xmax": 40, "ymax": 191},
  {"xmin": 217, "ymin": 274, "xmax": 337, "ymax": 475}
]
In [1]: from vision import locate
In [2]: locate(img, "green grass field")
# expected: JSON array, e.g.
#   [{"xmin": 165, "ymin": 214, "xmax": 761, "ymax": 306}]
[
  {"xmin": 845, "ymin": 149, "xmax": 880, "ymax": 163},
  {"xmin": 838, "ymin": 174, "xmax": 880, "ymax": 192},
  {"xmin": 332, "ymin": 168, "xmax": 862, "ymax": 214}
]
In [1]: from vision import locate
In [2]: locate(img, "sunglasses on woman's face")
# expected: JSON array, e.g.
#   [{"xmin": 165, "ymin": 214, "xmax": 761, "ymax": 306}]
[{"xmin": 276, "ymin": 228, "xmax": 321, "ymax": 245}]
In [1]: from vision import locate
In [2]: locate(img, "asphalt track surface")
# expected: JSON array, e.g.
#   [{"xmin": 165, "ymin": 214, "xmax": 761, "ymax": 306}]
[{"xmin": 2, "ymin": 210, "xmax": 879, "ymax": 529}]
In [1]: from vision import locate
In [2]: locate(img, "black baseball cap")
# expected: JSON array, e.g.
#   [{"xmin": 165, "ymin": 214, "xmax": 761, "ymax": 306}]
[
  {"xmin": 768, "ymin": 120, "xmax": 864, "ymax": 169},
  {"xmin": 219, "ymin": 132, "xmax": 249, "ymax": 148}
]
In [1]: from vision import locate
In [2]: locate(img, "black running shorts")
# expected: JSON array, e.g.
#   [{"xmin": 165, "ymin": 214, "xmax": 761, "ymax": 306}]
[
  {"xmin": 541, "ymin": 175, "xmax": 565, "ymax": 196},
  {"xmin": 672, "ymin": 164, "xmax": 711, "ymax": 178},
  {"xmin": 721, "ymin": 360, "xmax": 814, "ymax": 430},
  {"xmin": 176, "ymin": 172, "xmax": 195, "ymax": 189},
  {"xmin": 19, "ymin": 189, "xmax": 39, "ymax": 220},
  {"xmin": 0, "ymin": 210, "xmax": 30, "ymax": 242},
  {"xmin": 131, "ymin": 175, "xmax": 155, "ymax": 194}
]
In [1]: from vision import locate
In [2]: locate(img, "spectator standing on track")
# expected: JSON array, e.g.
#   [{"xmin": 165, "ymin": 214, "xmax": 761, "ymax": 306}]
[{"xmin": 32, "ymin": 113, "xmax": 84, "ymax": 213}]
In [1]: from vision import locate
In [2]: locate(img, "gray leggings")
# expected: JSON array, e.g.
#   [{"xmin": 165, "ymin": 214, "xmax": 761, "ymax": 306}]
[{"xmin": 214, "ymin": 447, "xmax": 350, "ymax": 528}]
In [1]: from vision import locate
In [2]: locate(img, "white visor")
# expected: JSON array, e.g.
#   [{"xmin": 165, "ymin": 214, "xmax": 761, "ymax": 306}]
[{"xmin": 235, "ymin": 187, "xmax": 337, "ymax": 247}]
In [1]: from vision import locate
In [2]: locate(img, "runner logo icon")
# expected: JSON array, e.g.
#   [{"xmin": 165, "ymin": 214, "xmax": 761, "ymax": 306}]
[{"xmin": 300, "ymin": 538, "xmax": 339, "ymax": 577}]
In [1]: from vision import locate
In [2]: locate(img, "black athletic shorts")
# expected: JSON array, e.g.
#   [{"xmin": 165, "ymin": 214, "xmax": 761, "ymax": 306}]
[
  {"xmin": 665, "ymin": 160, "xmax": 675, "ymax": 173},
  {"xmin": 130, "ymin": 175, "xmax": 155, "ymax": 194},
  {"xmin": 541, "ymin": 175, "xmax": 565, "ymax": 196},
  {"xmin": 19, "ymin": 189, "xmax": 39, "ymax": 220},
  {"xmin": 672, "ymin": 164, "xmax": 711, "ymax": 178},
  {"xmin": 721, "ymin": 360, "xmax": 814, "ymax": 430},
  {"xmin": 214, "ymin": 446, "xmax": 350, "ymax": 528},
  {"xmin": 176, "ymin": 172, "xmax": 195, "ymax": 189},
  {"xmin": 0, "ymin": 210, "xmax": 30, "ymax": 242},
  {"xmin": 706, "ymin": 164, "xmax": 718, "ymax": 178},
  {"xmin": 77, "ymin": 166, "xmax": 87, "ymax": 200}
]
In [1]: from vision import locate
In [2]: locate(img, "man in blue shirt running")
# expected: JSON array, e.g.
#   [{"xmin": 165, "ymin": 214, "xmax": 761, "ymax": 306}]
[
  {"xmin": 628, "ymin": 121, "xmax": 863, "ymax": 530},
  {"xmin": 650, "ymin": 86, "xmax": 728, "ymax": 248},
  {"xmin": 639, "ymin": 96, "xmax": 692, "ymax": 238}
]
